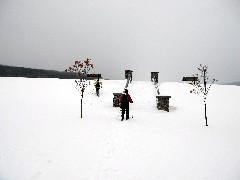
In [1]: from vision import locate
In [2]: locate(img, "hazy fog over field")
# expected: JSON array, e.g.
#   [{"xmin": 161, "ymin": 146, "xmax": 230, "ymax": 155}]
[{"xmin": 0, "ymin": 0, "xmax": 240, "ymax": 83}]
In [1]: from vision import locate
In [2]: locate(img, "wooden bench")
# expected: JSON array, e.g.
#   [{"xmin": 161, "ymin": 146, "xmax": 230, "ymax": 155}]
[
  {"xmin": 156, "ymin": 96, "xmax": 171, "ymax": 112},
  {"xmin": 182, "ymin": 77, "xmax": 198, "ymax": 84}
]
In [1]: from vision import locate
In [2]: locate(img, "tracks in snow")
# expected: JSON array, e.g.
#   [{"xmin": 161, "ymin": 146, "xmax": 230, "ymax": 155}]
[{"xmin": 90, "ymin": 81, "xmax": 157, "ymax": 179}]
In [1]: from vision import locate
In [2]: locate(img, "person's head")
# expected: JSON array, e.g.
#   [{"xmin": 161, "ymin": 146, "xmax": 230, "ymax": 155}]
[{"xmin": 125, "ymin": 89, "xmax": 128, "ymax": 94}]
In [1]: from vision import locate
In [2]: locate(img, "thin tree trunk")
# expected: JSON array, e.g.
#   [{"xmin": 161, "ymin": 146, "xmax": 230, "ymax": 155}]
[
  {"xmin": 81, "ymin": 98, "xmax": 83, "ymax": 118},
  {"xmin": 203, "ymin": 68, "xmax": 208, "ymax": 126},
  {"xmin": 204, "ymin": 69, "xmax": 207, "ymax": 92},
  {"xmin": 205, "ymin": 103, "xmax": 208, "ymax": 126}
]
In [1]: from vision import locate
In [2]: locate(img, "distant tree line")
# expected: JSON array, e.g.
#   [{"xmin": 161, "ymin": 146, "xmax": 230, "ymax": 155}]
[{"xmin": 0, "ymin": 64, "xmax": 75, "ymax": 79}]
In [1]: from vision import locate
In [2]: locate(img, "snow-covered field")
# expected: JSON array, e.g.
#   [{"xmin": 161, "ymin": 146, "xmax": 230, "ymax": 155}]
[{"xmin": 0, "ymin": 78, "xmax": 240, "ymax": 180}]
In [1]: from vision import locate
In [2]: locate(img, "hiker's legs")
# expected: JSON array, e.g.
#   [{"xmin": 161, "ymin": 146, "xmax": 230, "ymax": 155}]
[
  {"xmin": 121, "ymin": 108, "xmax": 125, "ymax": 120},
  {"xmin": 126, "ymin": 106, "xmax": 129, "ymax": 119},
  {"xmin": 96, "ymin": 88, "xmax": 99, "ymax": 96}
]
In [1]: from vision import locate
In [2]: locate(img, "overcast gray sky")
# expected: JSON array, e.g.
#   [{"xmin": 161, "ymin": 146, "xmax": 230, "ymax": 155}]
[{"xmin": 0, "ymin": 0, "xmax": 240, "ymax": 83}]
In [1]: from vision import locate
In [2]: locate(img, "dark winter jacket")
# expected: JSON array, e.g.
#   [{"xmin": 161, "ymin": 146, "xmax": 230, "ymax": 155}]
[
  {"xmin": 94, "ymin": 81, "xmax": 102, "ymax": 89},
  {"xmin": 120, "ymin": 93, "xmax": 133, "ymax": 108}
]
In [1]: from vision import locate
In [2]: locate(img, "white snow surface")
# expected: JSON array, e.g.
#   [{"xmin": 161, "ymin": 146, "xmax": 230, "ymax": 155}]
[{"xmin": 0, "ymin": 78, "xmax": 240, "ymax": 180}]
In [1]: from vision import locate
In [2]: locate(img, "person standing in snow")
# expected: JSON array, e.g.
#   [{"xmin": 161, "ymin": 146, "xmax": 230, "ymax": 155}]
[
  {"xmin": 94, "ymin": 80, "xmax": 102, "ymax": 97},
  {"xmin": 119, "ymin": 89, "xmax": 133, "ymax": 121}
]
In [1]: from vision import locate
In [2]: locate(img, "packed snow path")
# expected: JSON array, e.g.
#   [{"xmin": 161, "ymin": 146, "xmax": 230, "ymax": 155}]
[
  {"xmin": 0, "ymin": 78, "xmax": 240, "ymax": 180},
  {"xmin": 90, "ymin": 80, "xmax": 158, "ymax": 179}
]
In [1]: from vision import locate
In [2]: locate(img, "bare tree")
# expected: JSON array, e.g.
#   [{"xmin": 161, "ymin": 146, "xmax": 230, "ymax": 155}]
[
  {"xmin": 65, "ymin": 58, "xmax": 94, "ymax": 118},
  {"xmin": 190, "ymin": 64, "xmax": 218, "ymax": 126}
]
